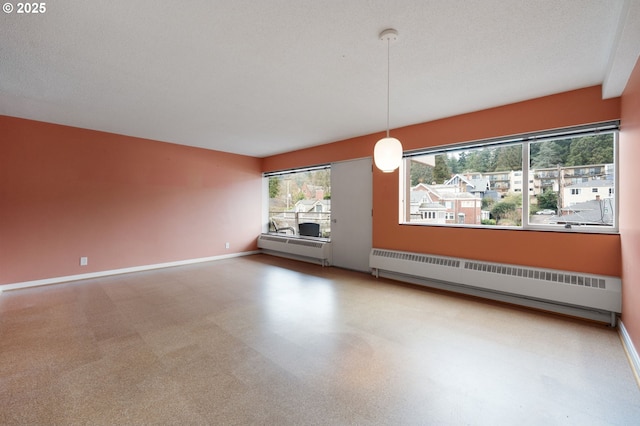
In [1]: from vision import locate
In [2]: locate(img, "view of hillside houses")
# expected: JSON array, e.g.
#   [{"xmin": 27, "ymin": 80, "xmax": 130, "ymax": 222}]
[
  {"xmin": 267, "ymin": 134, "xmax": 615, "ymax": 235},
  {"xmin": 409, "ymin": 134, "xmax": 615, "ymax": 227},
  {"xmin": 268, "ymin": 168, "xmax": 331, "ymax": 237}
]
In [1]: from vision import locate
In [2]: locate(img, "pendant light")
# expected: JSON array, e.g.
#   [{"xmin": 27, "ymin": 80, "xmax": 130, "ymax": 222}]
[{"xmin": 374, "ymin": 28, "xmax": 402, "ymax": 173}]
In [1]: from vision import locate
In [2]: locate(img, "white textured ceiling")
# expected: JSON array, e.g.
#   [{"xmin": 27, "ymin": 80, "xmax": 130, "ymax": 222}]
[{"xmin": 1, "ymin": 0, "xmax": 639, "ymax": 157}]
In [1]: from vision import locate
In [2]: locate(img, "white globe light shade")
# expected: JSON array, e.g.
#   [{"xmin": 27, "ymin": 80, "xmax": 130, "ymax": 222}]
[{"xmin": 374, "ymin": 137, "xmax": 403, "ymax": 172}]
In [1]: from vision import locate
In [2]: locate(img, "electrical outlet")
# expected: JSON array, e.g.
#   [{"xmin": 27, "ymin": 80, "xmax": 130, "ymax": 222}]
[
  {"xmin": 80, "ymin": 256, "xmax": 88, "ymax": 266},
  {"xmin": 225, "ymin": 242, "xmax": 230, "ymax": 249}
]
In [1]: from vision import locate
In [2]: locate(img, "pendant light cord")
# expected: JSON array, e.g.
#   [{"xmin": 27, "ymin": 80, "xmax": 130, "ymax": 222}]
[{"xmin": 386, "ymin": 36, "xmax": 390, "ymax": 138}]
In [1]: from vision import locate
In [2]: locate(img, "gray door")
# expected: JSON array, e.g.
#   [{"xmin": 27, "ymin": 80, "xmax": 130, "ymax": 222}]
[{"xmin": 330, "ymin": 158, "xmax": 372, "ymax": 272}]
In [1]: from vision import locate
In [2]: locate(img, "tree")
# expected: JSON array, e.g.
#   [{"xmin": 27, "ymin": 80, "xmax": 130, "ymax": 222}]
[
  {"xmin": 565, "ymin": 134, "xmax": 613, "ymax": 166},
  {"xmin": 490, "ymin": 194, "xmax": 522, "ymax": 225},
  {"xmin": 504, "ymin": 194, "xmax": 523, "ymax": 207},
  {"xmin": 311, "ymin": 169, "xmax": 331, "ymax": 189},
  {"xmin": 433, "ymin": 155, "xmax": 451, "ymax": 183},
  {"xmin": 553, "ymin": 138, "xmax": 572, "ymax": 164},
  {"xmin": 529, "ymin": 141, "xmax": 540, "ymax": 161},
  {"xmin": 494, "ymin": 145, "xmax": 522, "ymax": 172},
  {"xmin": 482, "ymin": 196, "xmax": 495, "ymax": 210},
  {"xmin": 537, "ymin": 188, "xmax": 558, "ymax": 210},
  {"xmin": 410, "ymin": 160, "xmax": 434, "ymax": 186},
  {"xmin": 491, "ymin": 200, "xmax": 516, "ymax": 223},
  {"xmin": 465, "ymin": 148, "xmax": 495, "ymax": 173},
  {"xmin": 457, "ymin": 151, "xmax": 468, "ymax": 172},
  {"xmin": 269, "ymin": 177, "xmax": 280, "ymax": 199},
  {"xmin": 446, "ymin": 155, "xmax": 459, "ymax": 175},
  {"xmin": 532, "ymin": 141, "xmax": 564, "ymax": 168}
]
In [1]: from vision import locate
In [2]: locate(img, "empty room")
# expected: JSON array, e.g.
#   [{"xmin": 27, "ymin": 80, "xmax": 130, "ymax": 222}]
[{"xmin": 2, "ymin": 1, "xmax": 640, "ymax": 424}]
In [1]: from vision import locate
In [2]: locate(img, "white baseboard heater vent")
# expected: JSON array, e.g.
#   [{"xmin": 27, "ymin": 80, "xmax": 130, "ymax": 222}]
[
  {"xmin": 370, "ymin": 248, "xmax": 621, "ymax": 326},
  {"xmin": 258, "ymin": 234, "xmax": 332, "ymax": 266}
]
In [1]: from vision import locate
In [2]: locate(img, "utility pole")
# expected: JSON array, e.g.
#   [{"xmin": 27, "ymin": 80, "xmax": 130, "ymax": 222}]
[
  {"xmin": 286, "ymin": 180, "xmax": 290, "ymax": 210},
  {"xmin": 556, "ymin": 163, "xmax": 563, "ymax": 215}
]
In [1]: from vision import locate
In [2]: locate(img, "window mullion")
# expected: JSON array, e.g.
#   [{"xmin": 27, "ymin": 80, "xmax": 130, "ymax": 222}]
[{"xmin": 522, "ymin": 141, "xmax": 530, "ymax": 229}]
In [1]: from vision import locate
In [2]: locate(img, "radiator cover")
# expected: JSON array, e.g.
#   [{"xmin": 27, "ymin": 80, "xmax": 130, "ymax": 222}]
[
  {"xmin": 258, "ymin": 234, "xmax": 332, "ymax": 266},
  {"xmin": 370, "ymin": 248, "xmax": 621, "ymax": 325}
]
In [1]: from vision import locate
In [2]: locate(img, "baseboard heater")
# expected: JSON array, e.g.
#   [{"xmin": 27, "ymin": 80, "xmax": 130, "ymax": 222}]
[
  {"xmin": 370, "ymin": 248, "xmax": 621, "ymax": 326},
  {"xmin": 258, "ymin": 234, "xmax": 332, "ymax": 266}
]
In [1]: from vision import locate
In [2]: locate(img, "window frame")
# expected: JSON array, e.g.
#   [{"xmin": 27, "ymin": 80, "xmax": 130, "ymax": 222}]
[
  {"xmin": 399, "ymin": 122, "xmax": 619, "ymax": 234},
  {"xmin": 263, "ymin": 164, "xmax": 332, "ymax": 238}
]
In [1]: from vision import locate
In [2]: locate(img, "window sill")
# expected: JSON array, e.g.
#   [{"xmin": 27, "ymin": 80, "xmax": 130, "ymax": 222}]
[
  {"xmin": 264, "ymin": 232, "xmax": 331, "ymax": 242},
  {"xmin": 399, "ymin": 222, "xmax": 619, "ymax": 235}
]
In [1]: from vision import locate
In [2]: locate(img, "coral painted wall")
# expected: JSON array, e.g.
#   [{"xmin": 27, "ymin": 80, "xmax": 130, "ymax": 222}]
[
  {"xmin": 0, "ymin": 116, "xmax": 262, "ymax": 284},
  {"xmin": 263, "ymin": 86, "xmax": 622, "ymax": 277},
  {"xmin": 620, "ymin": 57, "xmax": 640, "ymax": 355}
]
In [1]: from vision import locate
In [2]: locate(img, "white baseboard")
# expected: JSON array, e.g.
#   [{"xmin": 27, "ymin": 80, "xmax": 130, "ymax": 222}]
[
  {"xmin": 0, "ymin": 251, "xmax": 260, "ymax": 292},
  {"xmin": 619, "ymin": 320, "xmax": 640, "ymax": 385}
]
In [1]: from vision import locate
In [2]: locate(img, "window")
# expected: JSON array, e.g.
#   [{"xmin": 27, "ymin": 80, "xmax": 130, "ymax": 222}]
[
  {"xmin": 265, "ymin": 165, "xmax": 331, "ymax": 237},
  {"xmin": 401, "ymin": 122, "xmax": 618, "ymax": 232}
]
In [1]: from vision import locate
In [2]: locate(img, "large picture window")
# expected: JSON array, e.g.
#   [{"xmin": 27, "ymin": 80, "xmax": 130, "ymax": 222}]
[{"xmin": 401, "ymin": 122, "xmax": 618, "ymax": 233}]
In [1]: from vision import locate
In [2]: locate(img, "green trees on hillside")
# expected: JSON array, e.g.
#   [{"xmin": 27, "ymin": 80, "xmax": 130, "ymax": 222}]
[
  {"xmin": 531, "ymin": 141, "xmax": 566, "ymax": 168},
  {"xmin": 409, "ymin": 134, "xmax": 613, "ymax": 185},
  {"xmin": 493, "ymin": 145, "xmax": 522, "ymax": 171},
  {"xmin": 565, "ymin": 135, "xmax": 613, "ymax": 166},
  {"xmin": 531, "ymin": 135, "xmax": 612, "ymax": 168}
]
